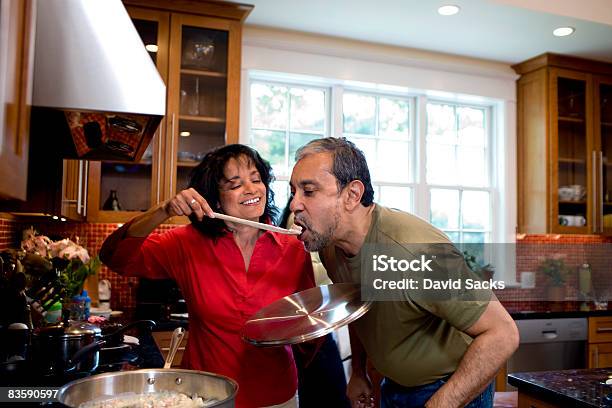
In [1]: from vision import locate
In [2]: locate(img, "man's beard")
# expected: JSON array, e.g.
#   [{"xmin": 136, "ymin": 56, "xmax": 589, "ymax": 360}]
[{"xmin": 296, "ymin": 211, "xmax": 340, "ymax": 252}]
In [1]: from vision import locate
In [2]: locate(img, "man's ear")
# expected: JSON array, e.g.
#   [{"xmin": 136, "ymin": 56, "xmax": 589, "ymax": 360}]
[{"xmin": 343, "ymin": 180, "xmax": 365, "ymax": 211}]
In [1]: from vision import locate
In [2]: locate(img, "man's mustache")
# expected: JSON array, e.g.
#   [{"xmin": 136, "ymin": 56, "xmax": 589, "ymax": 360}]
[{"xmin": 293, "ymin": 215, "xmax": 312, "ymax": 230}]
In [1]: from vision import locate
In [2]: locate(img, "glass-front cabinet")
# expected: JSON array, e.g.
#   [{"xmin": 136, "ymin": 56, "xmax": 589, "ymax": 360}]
[
  {"xmin": 166, "ymin": 14, "xmax": 241, "ymax": 198},
  {"xmin": 596, "ymin": 76, "xmax": 612, "ymax": 234},
  {"xmin": 86, "ymin": 1, "xmax": 250, "ymax": 222},
  {"xmin": 551, "ymin": 69, "xmax": 592, "ymax": 233},
  {"xmin": 515, "ymin": 54, "xmax": 612, "ymax": 235}
]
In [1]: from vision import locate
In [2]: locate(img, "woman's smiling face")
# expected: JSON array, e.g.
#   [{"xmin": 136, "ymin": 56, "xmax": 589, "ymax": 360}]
[{"xmin": 218, "ymin": 155, "xmax": 267, "ymax": 221}]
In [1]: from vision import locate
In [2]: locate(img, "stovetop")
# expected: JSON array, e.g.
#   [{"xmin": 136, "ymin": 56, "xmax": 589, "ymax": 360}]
[{"xmin": 2, "ymin": 331, "xmax": 164, "ymax": 407}]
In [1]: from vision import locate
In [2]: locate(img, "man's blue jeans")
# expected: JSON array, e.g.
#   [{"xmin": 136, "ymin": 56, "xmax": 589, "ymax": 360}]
[{"xmin": 380, "ymin": 376, "xmax": 494, "ymax": 408}]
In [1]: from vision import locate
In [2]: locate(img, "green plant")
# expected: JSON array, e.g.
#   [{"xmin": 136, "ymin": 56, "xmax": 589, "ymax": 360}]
[
  {"xmin": 462, "ymin": 250, "xmax": 494, "ymax": 279},
  {"xmin": 537, "ymin": 257, "xmax": 569, "ymax": 286},
  {"xmin": 57, "ymin": 256, "xmax": 100, "ymax": 301}
]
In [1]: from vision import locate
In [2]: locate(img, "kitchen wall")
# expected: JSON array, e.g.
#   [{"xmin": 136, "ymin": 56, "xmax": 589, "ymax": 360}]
[
  {"xmin": 3, "ymin": 211, "xmax": 612, "ymax": 312},
  {"xmin": 0, "ymin": 216, "xmax": 17, "ymax": 250}
]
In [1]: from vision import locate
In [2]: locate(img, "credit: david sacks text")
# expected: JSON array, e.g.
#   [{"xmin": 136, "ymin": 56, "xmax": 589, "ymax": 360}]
[{"xmin": 372, "ymin": 278, "xmax": 506, "ymax": 290}]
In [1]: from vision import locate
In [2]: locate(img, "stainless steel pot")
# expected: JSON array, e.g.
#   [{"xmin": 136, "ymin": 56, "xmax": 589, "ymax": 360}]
[
  {"xmin": 31, "ymin": 321, "xmax": 103, "ymax": 376},
  {"xmin": 58, "ymin": 327, "xmax": 237, "ymax": 407},
  {"xmin": 57, "ymin": 369, "xmax": 238, "ymax": 407},
  {"xmin": 31, "ymin": 320, "xmax": 155, "ymax": 376}
]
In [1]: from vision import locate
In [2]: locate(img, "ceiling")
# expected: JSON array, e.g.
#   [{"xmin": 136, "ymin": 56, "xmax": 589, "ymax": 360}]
[{"xmin": 243, "ymin": 0, "xmax": 612, "ymax": 65}]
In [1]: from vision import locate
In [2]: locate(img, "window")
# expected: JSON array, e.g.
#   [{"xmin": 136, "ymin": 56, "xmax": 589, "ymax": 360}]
[
  {"xmin": 247, "ymin": 78, "xmax": 495, "ymax": 247},
  {"xmin": 341, "ymin": 92, "xmax": 414, "ymax": 213},
  {"xmin": 426, "ymin": 102, "xmax": 492, "ymax": 245},
  {"xmin": 249, "ymin": 81, "xmax": 328, "ymax": 210}
]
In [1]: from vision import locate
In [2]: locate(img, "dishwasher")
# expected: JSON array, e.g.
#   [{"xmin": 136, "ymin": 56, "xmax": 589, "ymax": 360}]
[{"xmin": 506, "ymin": 318, "xmax": 588, "ymax": 389}]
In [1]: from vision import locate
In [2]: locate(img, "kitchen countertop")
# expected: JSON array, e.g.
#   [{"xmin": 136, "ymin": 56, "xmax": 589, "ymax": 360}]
[{"xmin": 508, "ymin": 369, "xmax": 612, "ymax": 407}]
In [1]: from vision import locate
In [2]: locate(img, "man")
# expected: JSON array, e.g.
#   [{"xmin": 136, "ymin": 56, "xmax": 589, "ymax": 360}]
[{"xmin": 289, "ymin": 137, "xmax": 518, "ymax": 408}]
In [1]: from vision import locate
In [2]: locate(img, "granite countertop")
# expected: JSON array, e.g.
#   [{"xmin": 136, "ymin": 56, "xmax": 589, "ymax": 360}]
[{"xmin": 508, "ymin": 369, "xmax": 612, "ymax": 407}]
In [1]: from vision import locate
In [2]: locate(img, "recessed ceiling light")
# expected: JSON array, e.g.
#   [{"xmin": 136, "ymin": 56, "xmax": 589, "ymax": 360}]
[
  {"xmin": 145, "ymin": 44, "xmax": 158, "ymax": 52},
  {"xmin": 180, "ymin": 131, "xmax": 191, "ymax": 137},
  {"xmin": 553, "ymin": 26, "xmax": 575, "ymax": 37},
  {"xmin": 438, "ymin": 5, "xmax": 460, "ymax": 16}
]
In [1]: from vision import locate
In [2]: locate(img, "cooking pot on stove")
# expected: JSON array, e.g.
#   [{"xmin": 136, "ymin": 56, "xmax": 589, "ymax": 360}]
[
  {"xmin": 59, "ymin": 327, "xmax": 238, "ymax": 408},
  {"xmin": 31, "ymin": 319, "xmax": 154, "ymax": 377}
]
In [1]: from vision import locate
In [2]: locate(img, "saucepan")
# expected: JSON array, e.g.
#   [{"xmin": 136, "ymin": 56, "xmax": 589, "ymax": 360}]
[
  {"xmin": 57, "ymin": 327, "xmax": 238, "ymax": 408},
  {"xmin": 31, "ymin": 319, "xmax": 155, "ymax": 376}
]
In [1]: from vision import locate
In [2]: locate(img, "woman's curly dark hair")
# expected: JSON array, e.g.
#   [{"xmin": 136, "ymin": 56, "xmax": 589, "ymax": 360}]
[{"xmin": 188, "ymin": 144, "xmax": 279, "ymax": 238}]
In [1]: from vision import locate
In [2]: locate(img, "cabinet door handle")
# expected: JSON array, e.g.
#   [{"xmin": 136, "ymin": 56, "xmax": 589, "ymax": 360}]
[
  {"xmin": 83, "ymin": 161, "xmax": 89, "ymax": 218},
  {"xmin": 599, "ymin": 151, "xmax": 604, "ymax": 232},
  {"xmin": 169, "ymin": 113, "xmax": 176, "ymax": 197},
  {"xmin": 596, "ymin": 327, "xmax": 612, "ymax": 333},
  {"xmin": 595, "ymin": 345, "xmax": 599, "ymax": 368},
  {"xmin": 77, "ymin": 160, "xmax": 84, "ymax": 215},
  {"xmin": 156, "ymin": 124, "xmax": 163, "ymax": 204},
  {"xmin": 593, "ymin": 150, "xmax": 597, "ymax": 232}
]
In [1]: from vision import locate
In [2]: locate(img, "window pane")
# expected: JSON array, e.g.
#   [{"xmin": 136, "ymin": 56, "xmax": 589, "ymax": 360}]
[
  {"xmin": 289, "ymin": 132, "xmax": 321, "ymax": 165},
  {"xmin": 290, "ymin": 88, "xmax": 326, "ymax": 132},
  {"xmin": 462, "ymin": 232, "xmax": 486, "ymax": 244},
  {"xmin": 343, "ymin": 93, "xmax": 376, "ymax": 135},
  {"xmin": 427, "ymin": 144, "xmax": 456, "ymax": 185},
  {"xmin": 251, "ymin": 130, "xmax": 286, "ymax": 171},
  {"xmin": 379, "ymin": 98, "xmax": 409, "ymax": 140},
  {"xmin": 376, "ymin": 140, "xmax": 410, "ymax": 182},
  {"xmin": 427, "ymin": 103, "xmax": 456, "ymax": 145},
  {"xmin": 458, "ymin": 107, "xmax": 485, "ymax": 147},
  {"xmin": 444, "ymin": 231, "xmax": 460, "ymax": 242},
  {"xmin": 461, "ymin": 190, "xmax": 490, "ymax": 230},
  {"xmin": 271, "ymin": 180, "xmax": 290, "ymax": 213},
  {"xmin": 379, "ymin": 186, "xmax": 411, "ymax": 212},
  {"xmin": 251, "ymin": 83, "xmax": 288, "ymax": 129},
  {"xmin": 458, "ymin": 147, "xmax": 486, "ymax": 186},
  {"xmin": 352, "ymin": 138, "xmax": 376, "ymax": 171},
  {"xmin": 430, "ymin": 189, "xmax": 459, "ymax": 229}
]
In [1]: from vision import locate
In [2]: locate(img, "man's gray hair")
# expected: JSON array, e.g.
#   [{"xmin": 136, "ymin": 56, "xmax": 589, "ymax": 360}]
[{"xmin": 295, "ymin": 137, "xmax": 374, "ymax": 206}]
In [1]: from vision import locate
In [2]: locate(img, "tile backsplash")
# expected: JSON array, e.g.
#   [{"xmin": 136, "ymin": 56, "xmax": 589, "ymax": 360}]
[{"xmin": 2, "ymin": 214, "xmax": 612, "ymax": 313}]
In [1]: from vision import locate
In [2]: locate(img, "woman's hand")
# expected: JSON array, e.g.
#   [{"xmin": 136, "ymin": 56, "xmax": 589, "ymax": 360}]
[
  {"xmin": 347, "ymin": 372, "xmax": 375, "ymax": 408},
  {"xmin": 163, "ymin": 188, "xmax": 215, "ymax": 221}
]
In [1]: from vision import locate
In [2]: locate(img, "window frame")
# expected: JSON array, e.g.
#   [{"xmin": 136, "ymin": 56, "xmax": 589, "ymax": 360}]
[
  {"xmin": 420, "ymin": 98, "xmax": 495, "ymax": 244},
  {"xmin": 248, "ymin": 78, "xmax": 332, "ymax": 179},
  {"xmin": 247, "ymin": 75, "xmax": 500, "ymax": 247}
]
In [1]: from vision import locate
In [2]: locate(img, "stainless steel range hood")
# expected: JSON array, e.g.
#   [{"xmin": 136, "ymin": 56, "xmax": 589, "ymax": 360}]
[{"xmin": 31, "ymin": 0, "xmax": 166, "ymax": 161}]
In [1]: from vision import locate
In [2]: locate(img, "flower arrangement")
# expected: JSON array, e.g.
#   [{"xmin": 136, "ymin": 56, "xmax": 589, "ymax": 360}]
[{"xmin": 21, "ymin": 228, "xmax": 100, "ymax": 301}]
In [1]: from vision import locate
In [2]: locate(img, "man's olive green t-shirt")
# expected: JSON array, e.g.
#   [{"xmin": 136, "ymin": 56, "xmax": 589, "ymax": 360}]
[{"xmin": 319, "ymin": 204, "xmax": 492, "ymax": 387}]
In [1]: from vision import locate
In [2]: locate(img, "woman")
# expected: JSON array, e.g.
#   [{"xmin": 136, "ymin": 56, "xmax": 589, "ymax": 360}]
[{"xmin": 100, "ymin": 144, "xmax": 314, "ymax": 408}]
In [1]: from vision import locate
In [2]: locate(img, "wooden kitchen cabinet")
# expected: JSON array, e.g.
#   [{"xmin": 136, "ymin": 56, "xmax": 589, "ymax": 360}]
[
  {"xmin": 514, "ymin": 53, "xmax": 612, "ymax": 234},
  {"xmin": 152, "ymin": 330, "xmax": 189, "ymax": 367},
  {"xmin": 86, "ymin": 0, "xmax": 252, "ymax": 223},
  {"xmin": 517, "ymin": 392, "xmax": 561, "ymax": 408},
  {"xmin": 0, "ymin": 0, "xmax": 35, "ymax": 201},
  {"xmin": 588, "ymin": 316, "xmax": 612, "ymax": 368}
]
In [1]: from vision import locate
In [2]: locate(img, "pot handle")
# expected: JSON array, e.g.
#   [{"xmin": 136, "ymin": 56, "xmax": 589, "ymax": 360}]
[
  {"xmin": 66, "ymin": 340, "xmax": 106, "ymax": 372},
  {"xmin": 104, "ymin": 320, "xmax": 156, "ymax": 340}
]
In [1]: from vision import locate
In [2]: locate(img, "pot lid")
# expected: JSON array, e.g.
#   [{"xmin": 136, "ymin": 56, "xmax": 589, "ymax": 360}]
[
  {"xmin": 242, "ymin": 283, "xmax": 372, "ymax": 346},
  {"xmin": 37, "ymin": 321, "xmax": 101, "ymax": 337}
]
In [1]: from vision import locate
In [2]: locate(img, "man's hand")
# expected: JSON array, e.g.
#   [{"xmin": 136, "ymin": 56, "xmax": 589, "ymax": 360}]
[{"xmin": 347, "ymin": 372, "xmax": 374, "ymax": 408}]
